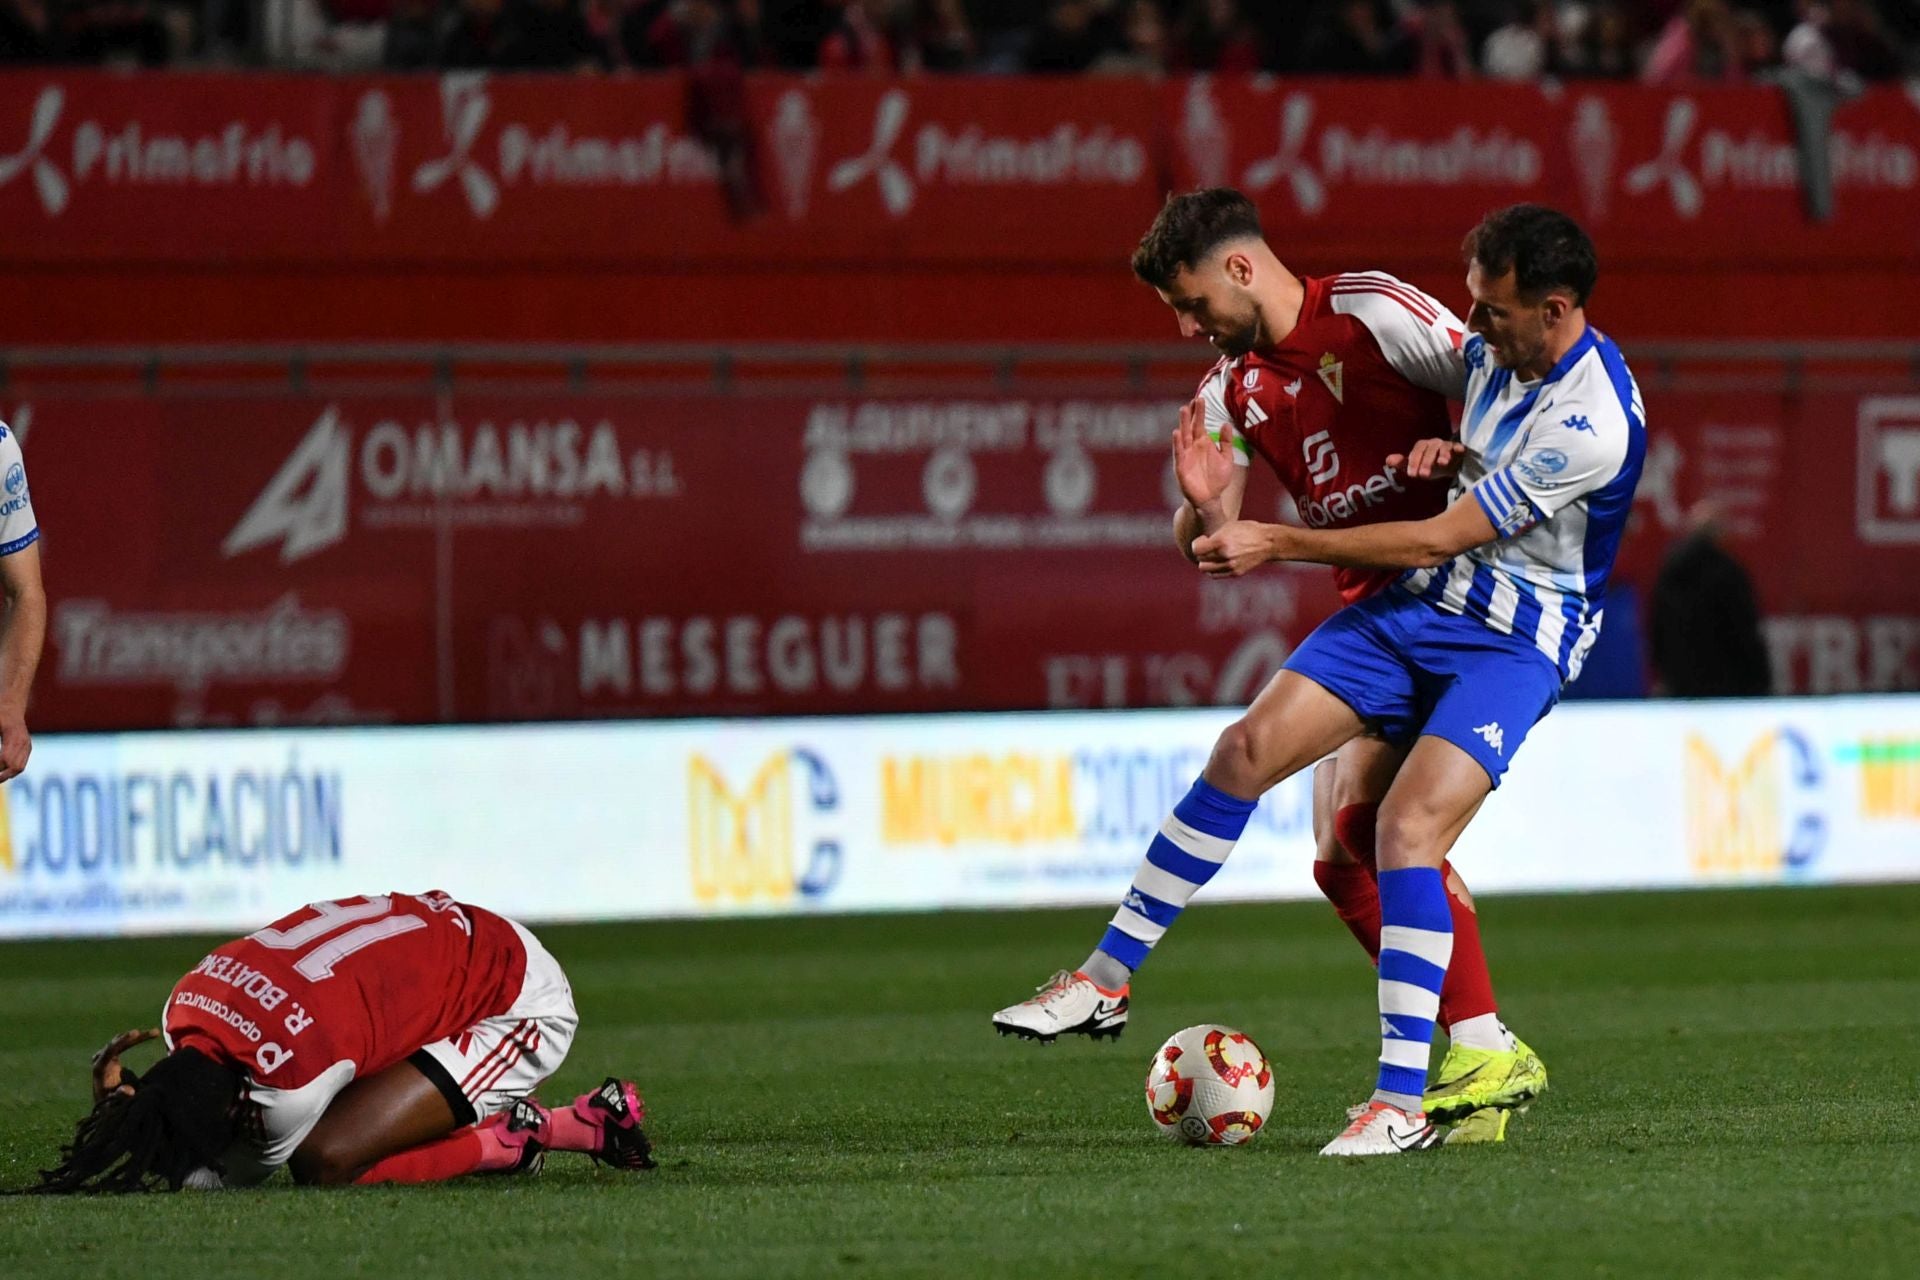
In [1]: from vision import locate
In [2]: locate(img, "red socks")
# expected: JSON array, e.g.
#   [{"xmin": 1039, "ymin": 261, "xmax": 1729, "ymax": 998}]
[
  {"xmin": 1311, "ymin": 859, "xmax": 1380, "ymax": 956},
  {"xmin": 543, "ymin": 1100, "xmax": 607, "ymax": 1154},
  {"xmin": 1438, "ymin": 861, "xmax": 1499, "ymax": 1025},
  {"xmin": 353, "ymin": 1122, "xmax": 529, "ymax": 1186},
  {"xmin": 351, "ymin": 1091, "xmax": 614, "ymax": 1186},
  {"xmin": 1316, "ymin": 803, "xmax": 1500, "ymax": 1028}
]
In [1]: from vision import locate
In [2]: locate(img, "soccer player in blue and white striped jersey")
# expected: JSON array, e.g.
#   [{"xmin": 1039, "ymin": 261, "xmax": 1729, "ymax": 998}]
[
  {"xmin": 998, "ymin": 205, "xmax": 1644, "ymax": 1155},
  {"xmin": 1202, "ymin": 206, "xmax": 1642, "ymax": 1153}
]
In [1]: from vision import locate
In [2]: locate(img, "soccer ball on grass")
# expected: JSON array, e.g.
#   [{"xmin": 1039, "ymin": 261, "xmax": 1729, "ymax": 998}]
[{"xmin": 1144, "ymin": 1024, "xmax": 1274, "ymax": 1146}]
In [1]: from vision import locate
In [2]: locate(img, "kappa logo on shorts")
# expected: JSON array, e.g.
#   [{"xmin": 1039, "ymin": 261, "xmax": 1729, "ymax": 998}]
[{"xmin": 1474, "ymin": 722, "xmax": 1505, "ymax": 755}]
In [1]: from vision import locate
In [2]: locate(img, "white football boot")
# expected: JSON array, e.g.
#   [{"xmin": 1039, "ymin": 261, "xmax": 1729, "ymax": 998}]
[
  {"xmin": 991, "ymin": 970, "xmax": 1129, "ymax": 1043},
  {"xmin": 1319, "ymin": 1101, "xmax": 1442, "ymax": 1156}
]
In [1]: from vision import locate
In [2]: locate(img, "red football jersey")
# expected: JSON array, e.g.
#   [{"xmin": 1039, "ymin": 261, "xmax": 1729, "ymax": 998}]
[
  {"xmin": 165, "ymin": 892, "xmax": 528, "ymax": 1091},
  {"xmin": 1199, "ymin": 271, "xmax": 1468, "ymax": 603}
]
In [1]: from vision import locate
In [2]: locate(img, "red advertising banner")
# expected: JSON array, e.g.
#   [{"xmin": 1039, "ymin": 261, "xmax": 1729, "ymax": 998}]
[
  {"xmin": 11, "ymin": 384, "xmax": 1920, "ymax": 732},
  {"xmin": 1, "ymin": 72, "xmax": 1915, "ymax": 270}
]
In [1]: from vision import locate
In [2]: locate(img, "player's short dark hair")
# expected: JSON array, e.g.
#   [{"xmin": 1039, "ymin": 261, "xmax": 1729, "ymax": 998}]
[
  {"xmin": 1462, "ymin": 204, "xmax": 1598, "ymax": 307},
  {"xmin": 22, "ymin": 1047, "xmax": 239, "ymax": 1195},
  {"xmin": 1131, "ymin": 188, "xmax": 1264, "ymax": 289}
]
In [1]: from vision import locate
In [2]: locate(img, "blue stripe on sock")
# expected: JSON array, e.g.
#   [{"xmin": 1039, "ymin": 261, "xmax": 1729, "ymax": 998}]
[
  {"xmin": 1143, "ymin": 836, "xmax": 1221, "ymax": 889},
  {"xmin": 1121, "ymin": 887, "xmax": 1182, "ymax": 927},
  {"xmin": 1173, "ymin": 779, "xmax": 1258, "ymax": 839},
  {"xmin": 1098, "ymin": 926, "xmax": 1151, "ymax": 970},
  {"xmin": 1375, "ymin": 866, "xmax": 1453, "ymax": 1107},
  {"xmin": 1378, "ymin": 949, "xmax": 1446, "ymax": 992},
  {"xmin": 1376, "ymin": 1064, "xmax": 1430, "ymax": 1100},
  {"xmin": 1381, "ymin": 1014, "xmax": 1435, "ymax": 1041},
  {"xmin": 1093, "ymin": 776, "xmax": 1256, "ymax": 980},
  {"xmin": 1378, "ymin": 867, "xmax": 1452, "ymax": 931}
]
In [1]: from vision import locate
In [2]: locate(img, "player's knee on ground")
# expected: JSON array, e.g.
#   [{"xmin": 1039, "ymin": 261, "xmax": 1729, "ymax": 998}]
[{"xmin": 289, "ymin": 1135, "xmax": 368, "ymax": 1187}]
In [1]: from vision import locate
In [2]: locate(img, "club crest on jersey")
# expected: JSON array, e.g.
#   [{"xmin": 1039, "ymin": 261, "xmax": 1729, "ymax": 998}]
[
  {"xmin": 1516, "ymin": 448, "xmax": 1569, "ymax": 485},
  {"xmin": 1317, "ymin": 353, "xmax": 1345, "ymax": 403},
  {"xmin": 1243, "ymin": 368, "xmax": 1259, "ymax": 390}
]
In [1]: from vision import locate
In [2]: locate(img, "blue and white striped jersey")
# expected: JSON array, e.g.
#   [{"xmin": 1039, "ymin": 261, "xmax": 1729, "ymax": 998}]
[
  {"xmin": 0, "ymin": 421, "xmax": 37, "ymax": 558},
  {"xmin": 1398, "ymin": 326, "xmax": 1646, "ymax": 683}
]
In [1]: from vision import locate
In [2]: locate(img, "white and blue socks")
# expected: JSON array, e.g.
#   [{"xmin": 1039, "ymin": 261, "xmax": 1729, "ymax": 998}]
[
  {"xmin": 1080, "ymin": 778, "xmax": 1258, "ymax": 991},
  {"xmin": 1372, "ymin": 866, "xmax": 1455, "ymax": 1113}
]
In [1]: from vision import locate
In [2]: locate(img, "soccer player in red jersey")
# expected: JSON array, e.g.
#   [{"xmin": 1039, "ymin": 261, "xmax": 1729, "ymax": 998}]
[
  {"xmin": 994, "ymin": 189, "xmax": 1545, "ymax": 1136},
  {"xmin": 25, "ymin": 892, "xmax": 653, "ymax": 1192}
]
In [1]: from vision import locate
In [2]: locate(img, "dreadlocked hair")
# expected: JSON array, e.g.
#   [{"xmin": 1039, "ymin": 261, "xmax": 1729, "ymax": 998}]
[{"xmin": 28, "ymin": 1047, "xmax": 239, "ymax": 1194}]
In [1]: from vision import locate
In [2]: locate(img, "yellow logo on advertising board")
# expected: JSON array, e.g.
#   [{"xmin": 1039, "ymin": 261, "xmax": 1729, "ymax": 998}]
[
  {"xmin": 688, "ymin": 753, "xmax": 796, "ymax": 905},
  {"xmin": 687, "ymin": 751, "xmax": 841, "ymax": 905},
  {"xmin": 1854, "ymin": 739, "xmax": 1920, "ymax": 819},
  {"xmin": 1684, "ymin": 729, "xmax": 1824, "ymax": 877},
  {"xmin": 881, "ymin": 753, "xmax": 1077, "ymax": 847}
]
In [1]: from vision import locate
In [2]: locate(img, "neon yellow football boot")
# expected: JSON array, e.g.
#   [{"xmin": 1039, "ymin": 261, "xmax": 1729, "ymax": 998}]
[
  {"xmin": 1423, "ymin": 1035, "xmax": 1548, "ymax": 1124},
  {"xmin": 1442, "ymin": 1108, "xmax": 1512, "ymax": 1146}
]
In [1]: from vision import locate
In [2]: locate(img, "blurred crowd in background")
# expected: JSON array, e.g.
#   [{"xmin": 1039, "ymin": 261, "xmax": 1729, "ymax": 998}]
[{"xmin": 1, "ymin": 0, "xmax": 1915, "ymax": 84}]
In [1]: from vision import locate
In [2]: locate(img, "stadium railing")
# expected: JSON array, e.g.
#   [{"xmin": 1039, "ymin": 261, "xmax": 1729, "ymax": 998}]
[{"xmin": 3, "ymin": 341, "xmax": 1919, "ymax": 397}]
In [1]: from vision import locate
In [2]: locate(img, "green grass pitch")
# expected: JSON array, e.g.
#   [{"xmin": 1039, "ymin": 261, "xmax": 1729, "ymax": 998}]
[{"xmin": 3, "ymin": 884, "xmax": 1917, "ymax": 1278}]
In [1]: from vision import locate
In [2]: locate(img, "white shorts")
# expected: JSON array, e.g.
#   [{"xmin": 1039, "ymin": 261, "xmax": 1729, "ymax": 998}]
[{"xmin": 412, "ymin": 920, "xmax": 578, "ymax": 1125}]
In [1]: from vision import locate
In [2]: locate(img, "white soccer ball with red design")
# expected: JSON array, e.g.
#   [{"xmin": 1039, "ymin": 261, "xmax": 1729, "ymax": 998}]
[{"xmin": 1143, "ymin": 1024, "xmax": 1275, "ymax": 1146}]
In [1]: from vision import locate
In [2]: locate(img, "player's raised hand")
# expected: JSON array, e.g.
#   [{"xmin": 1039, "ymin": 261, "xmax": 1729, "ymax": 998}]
[
  {"xmin": 1191, "ymin": 520, "xmax": 1276, "ymax": 578},
  {"xmin": 1387, "ymin": 438, "xmax": 1469, "ymax": 481},
  {"xmin": 91, "ymin": 1027, "xmax": 161, "ymax": 1103},
  {"xmin": 1172, "ymin": 397, "xmax": 1237, "ymax": 512}
]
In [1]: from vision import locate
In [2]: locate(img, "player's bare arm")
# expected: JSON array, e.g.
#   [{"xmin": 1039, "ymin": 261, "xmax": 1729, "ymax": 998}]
[
  {"xmin": 1171, "ymin": 398, "xmax": 1247, "ymax": 564},
  {"xmin": 0, "ymin": 538, "xmax": 45, "ymax": 783},
  {"xmin": 1193, "ymin": 499, "xmax": 1497, "ymax": 578},
  {"xmin": 1387, "ymin": 437, "xmax": 1470, "ymax": 481}
]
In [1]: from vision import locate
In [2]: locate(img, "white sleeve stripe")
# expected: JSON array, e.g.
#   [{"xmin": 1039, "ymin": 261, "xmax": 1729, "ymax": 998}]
[
  {"xmin": 1332, "ymin": 274, "xmax": 1441, "ymax": 323},
  {"xmin": 1492, "ymin": 468, "xmax": 1524, "ymax": 508},
  {"xmin": 1335, "ymin": 271, "xmax": 1444, "ymax": 320},
  {"xmin": 1474, "ymin": 476, "xmax": 1516, "ymax": 519},
  {"xmin": 1331, "ymin": 283, "xmax": 1438, "ymax": 326},
  {"xmin": 1328, "ymin": 281, "xmax": 1467, "ymax": 400}
]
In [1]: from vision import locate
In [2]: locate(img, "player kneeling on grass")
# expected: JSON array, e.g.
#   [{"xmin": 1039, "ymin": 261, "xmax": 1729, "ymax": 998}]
[{"xmin": 22, "ymin": 891, "xmax": 654, "ymax": 1193}]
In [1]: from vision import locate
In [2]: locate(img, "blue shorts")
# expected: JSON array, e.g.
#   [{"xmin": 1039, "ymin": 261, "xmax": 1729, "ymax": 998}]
[{"xmin": 1284, "ymin": 588, "xmax": 1562, "ymax": 787}]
